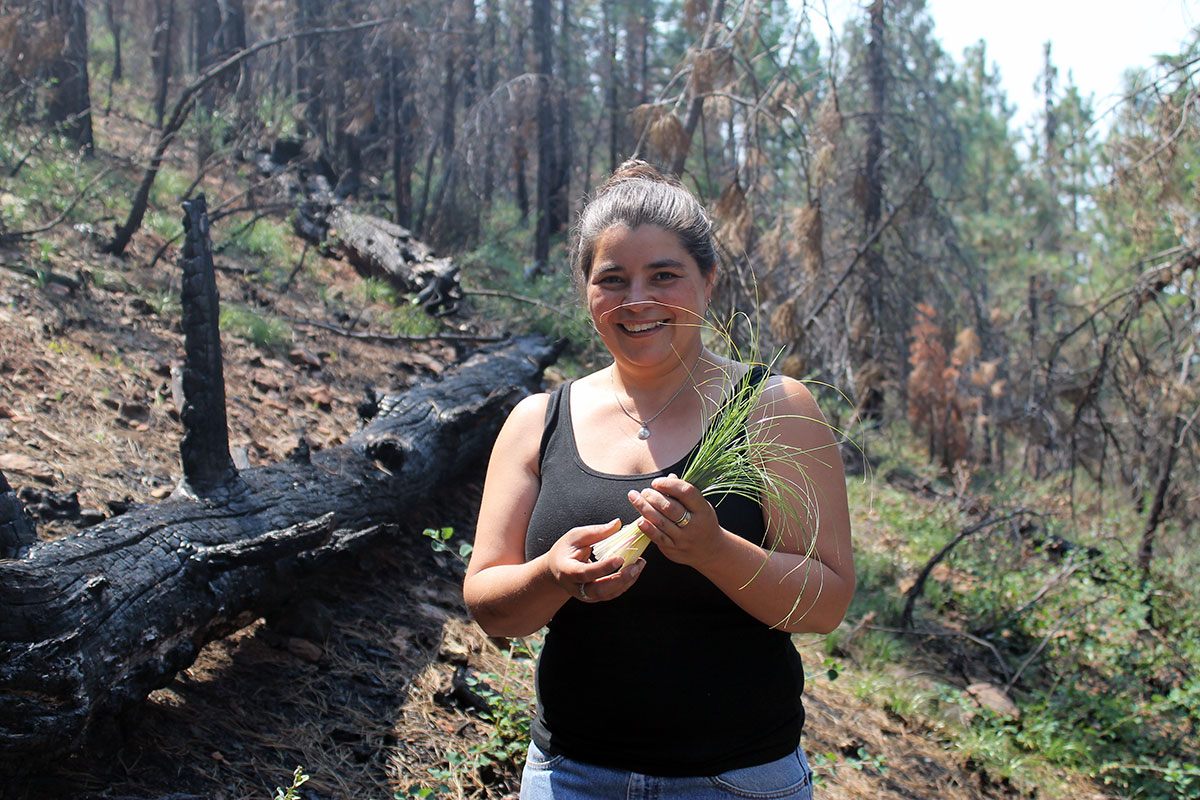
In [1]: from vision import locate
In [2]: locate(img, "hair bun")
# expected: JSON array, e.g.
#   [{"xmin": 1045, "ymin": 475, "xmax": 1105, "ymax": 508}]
[{"xmin": 603, "ymin": 158, "xmax": 681, "ymax": 190}]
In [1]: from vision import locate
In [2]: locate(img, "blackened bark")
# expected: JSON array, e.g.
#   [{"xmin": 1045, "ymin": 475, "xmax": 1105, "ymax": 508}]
[
  {"xmin": 1137, "ymin": 415, "xmax": 1182, "ymax": 574},
  {"xmin": 0, "ymin": 335, "xmax": 564, "ymax": 772},
  {"xmin": 604, "ymin": 0, "xmax": 619, "ymax": 173},
  {"xmin": 178, "ymin": 196, "xmax": 239, "ymax": 497},
  {"xmin": 104, "ymin": 0, "xmax": 123, "ymax": 82},
  {"xmin": 389, "ymin": 45, "xmax": 414, "ymax": 228},
  {"xmin": 151, "ymin": 0, "xmax": 175, "ymax": 128},
  {"xmin": 481, "ymin": 0, "xmax": 499, "ymax": 202},
  {"xmin": 532, "ymin": 0, "xmax": 554, "ymax": 275},
  {"xmin": 193, "ymin": 0, "xmax": 221, "ymax": 75},
  {"xmin": 855, "ymin": 0, "xmax": 886, "ymax": 421},
  {"xmin": 552, "ymin": 0, "xmax": 571, "ymax": 235},
  {"xmin": 0, "ymin": 470, "xmax": 37, "ymax": 560}
]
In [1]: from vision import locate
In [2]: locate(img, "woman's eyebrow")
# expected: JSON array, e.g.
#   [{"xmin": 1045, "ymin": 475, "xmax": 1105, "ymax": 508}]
[{"xmin": 594, "ymin": 257, "xmax": 686, "ymax": 275}]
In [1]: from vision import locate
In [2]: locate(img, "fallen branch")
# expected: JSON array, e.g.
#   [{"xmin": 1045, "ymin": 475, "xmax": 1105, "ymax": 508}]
[
  {"xmin": 285, "ymin": 316, "xmax": 506, "ymax": 344},
  {"xmin": 900, "ymin": 509, "xmax": 1032, "ymax": 632}
]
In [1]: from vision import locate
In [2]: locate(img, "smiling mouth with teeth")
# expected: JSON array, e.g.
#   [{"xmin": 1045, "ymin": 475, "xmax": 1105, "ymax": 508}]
[{"xmin": 621, "ymin": 320, "xmax": 667, "ymax": 333}]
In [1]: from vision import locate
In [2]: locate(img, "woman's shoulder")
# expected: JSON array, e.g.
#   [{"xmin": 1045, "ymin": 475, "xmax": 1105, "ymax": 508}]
[
  {"xmin": 753, "ymin": 371, "xmax": 836, "ymax": 447},
  {"xmin": 505, "ymin": 388, "xmax": 555, "ymax": 432}
]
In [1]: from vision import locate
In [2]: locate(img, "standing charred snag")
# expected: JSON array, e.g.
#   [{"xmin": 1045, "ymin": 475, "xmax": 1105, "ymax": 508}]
[
  {"xmin": 0, "ymin": 334, "xmax": 564, "ymax": 773},
  {"xmin": 0, "ymin": 470, "xmax": 37, "ymax": 560},
  {"xmin": 854, "ymin": 0, "xmax": 887, "ymax": 423},
  {"xmin": 178, "ymin": 195, "xmax": 241, "ymax": 498}
]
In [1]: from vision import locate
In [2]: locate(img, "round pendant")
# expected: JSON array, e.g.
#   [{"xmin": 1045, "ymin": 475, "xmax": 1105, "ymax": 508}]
[{"xmin": 637, "ymin": 425, "xmax": 651, "ymax": 440}]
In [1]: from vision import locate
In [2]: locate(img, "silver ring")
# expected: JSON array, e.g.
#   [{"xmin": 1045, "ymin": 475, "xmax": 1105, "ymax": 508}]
[
  {"xmin": 675, "ymin": 509, "xmax": 692, "ymax": 527},
  {"xmin": 578, "ymin": 584, "xmax": 590, "ymax": 602}
]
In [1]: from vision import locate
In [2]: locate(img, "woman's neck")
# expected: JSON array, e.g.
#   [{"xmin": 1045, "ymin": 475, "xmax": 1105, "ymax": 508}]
[{"xmin": 610, "ymin": 344, "xmax": 711, "ymax": 397}]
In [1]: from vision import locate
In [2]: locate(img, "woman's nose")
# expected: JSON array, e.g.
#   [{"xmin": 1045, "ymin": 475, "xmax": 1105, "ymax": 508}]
[{"xmin": 624, "ymin": 278, "xmax": 655, "ymax": 306}]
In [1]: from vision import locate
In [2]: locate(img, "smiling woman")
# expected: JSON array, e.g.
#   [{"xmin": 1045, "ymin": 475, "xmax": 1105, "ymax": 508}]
[{"xmin": 463, "ymin": 159, "xmax": 854, "ymax": 799}]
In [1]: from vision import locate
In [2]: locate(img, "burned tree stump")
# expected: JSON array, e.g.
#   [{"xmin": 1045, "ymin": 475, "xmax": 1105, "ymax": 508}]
[
  {"xmin": 0, "ymin": 470, "xmax": 37, "ymax": 560},
  {"xmin": 178, "ymin": 195, "xmax": 241, "ymax": 498},
  {"xmin": 0, "ymin": 195, "xmax": 565, "ymax": 771}
]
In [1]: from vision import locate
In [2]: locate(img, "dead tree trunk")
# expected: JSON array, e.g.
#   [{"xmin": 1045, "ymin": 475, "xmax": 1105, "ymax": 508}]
[
  {"xmin": 0, "ymin": 198, "xmax": 564, "ymax": 772},
  {"xmin": 297, "ymin": 204, "xmax": 464, "ymax": 315}
]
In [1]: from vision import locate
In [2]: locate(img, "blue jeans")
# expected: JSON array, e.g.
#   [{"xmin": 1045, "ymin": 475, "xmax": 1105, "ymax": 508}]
[{"xmin": 519, "ymin": 740, "xmax": 814, "ymax": 800}]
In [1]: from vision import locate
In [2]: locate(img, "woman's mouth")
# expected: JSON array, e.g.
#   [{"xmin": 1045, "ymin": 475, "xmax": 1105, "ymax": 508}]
[{"xmin": 620, "ymin": 320, "xmax": 667, "ymax": 333}]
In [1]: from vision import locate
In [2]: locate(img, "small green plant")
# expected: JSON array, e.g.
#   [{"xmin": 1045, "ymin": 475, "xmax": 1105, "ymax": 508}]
[
  {"xmin": 386, "ymin": 303, "xmax": 442, "ymax": 337},
  {"xmin": 220, "ymin": 305, "xmax": 292, "ymax": 349},
  {"xmin": 854, "ymin": 629, "xmax": 904, "ymax": 670},
  {"xmin": 222, "ymin": 217, "xmax": 293, "ymax": 275},
  {"xmin": 273, "ymin": 766, "xmax": 310, "ymax": 800},
  {"xmin": 423, "ymin": 526, "xmax": 473, "ymax": 567},
  {"xmin": 395, "ymin": 784, "xmax": 446, "ymax": 799},
  {"xmin": 808, "ymin": 745, "xmax": 889, "ymax": 785},
  {"xmin": 150, "ymin": 166, "xmax": 193, "ymax": 206}
]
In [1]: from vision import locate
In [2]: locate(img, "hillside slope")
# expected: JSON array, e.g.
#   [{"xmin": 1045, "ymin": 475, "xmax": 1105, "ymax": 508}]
[{"xmin": 0, "ymin": 121, "xmax": 1101, "ymax": 800}]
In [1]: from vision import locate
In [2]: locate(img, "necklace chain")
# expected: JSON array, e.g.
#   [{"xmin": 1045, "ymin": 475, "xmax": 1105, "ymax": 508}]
[{"xmin": 610, "ymin": 360, "xmax": 699, "ymax": 440}]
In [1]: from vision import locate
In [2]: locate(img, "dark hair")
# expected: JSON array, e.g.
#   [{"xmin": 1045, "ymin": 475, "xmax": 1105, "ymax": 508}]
[{"xmin": 572, "ymin": 159, "xmax": 717, "ymax": 286}]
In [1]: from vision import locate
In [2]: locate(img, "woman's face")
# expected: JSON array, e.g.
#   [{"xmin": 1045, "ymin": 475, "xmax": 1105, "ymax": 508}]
[{"xmin": 586, "ymin": 224, "xmax": 714, "ymax": 371}]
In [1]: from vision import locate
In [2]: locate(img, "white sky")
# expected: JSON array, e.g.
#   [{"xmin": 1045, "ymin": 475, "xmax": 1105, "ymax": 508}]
[{"xmin": 810, "ymin": 0, "xmax": 1199, "ymax": 132}]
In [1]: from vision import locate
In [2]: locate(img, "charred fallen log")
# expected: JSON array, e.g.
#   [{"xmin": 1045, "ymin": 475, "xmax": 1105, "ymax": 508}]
[
  {"xmin": 0, "ymin": 334, "xmax": 562, "ymax": 771},
  {"xmin": 0, "ymin": 196, "xmax": 564, "ymax": 771},
  {"xmin": 295, "ymin": 199, "xmax": 462, "ymax": 315}
]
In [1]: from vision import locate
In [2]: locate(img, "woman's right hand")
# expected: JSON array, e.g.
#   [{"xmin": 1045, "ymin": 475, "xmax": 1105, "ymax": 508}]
[{"xmin": 546, "ymin": 518, "xmax": 645, "ymax": 603}]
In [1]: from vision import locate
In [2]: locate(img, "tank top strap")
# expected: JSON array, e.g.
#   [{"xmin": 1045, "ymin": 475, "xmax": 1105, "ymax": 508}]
[{"xmin": 538, "ymin": 380, "xmax": 571, "ymax": 471}]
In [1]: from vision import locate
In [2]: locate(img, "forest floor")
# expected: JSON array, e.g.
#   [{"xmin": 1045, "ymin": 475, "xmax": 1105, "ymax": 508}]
[{"xmin": 0, "ymin": 116, "xmax": 1109, "ymax": 800}]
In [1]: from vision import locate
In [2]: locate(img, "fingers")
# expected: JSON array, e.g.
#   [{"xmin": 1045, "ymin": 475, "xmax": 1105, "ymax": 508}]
[
  {"xmin": 579, "ymin": 558, "xmax": 645, "ymax": 603},
  {"xmin": 651, "ymin": 474, "xmax": 704, "ymax": 506},
  {"xmin": 570, "ymin": 517, "xmax": 624, "ymax": 546},
  {"xmin": 549, "ymin": 518, "xmax": 625, "ymax": 601},
  {"xmin": 627, "ymin": 479, "xmax": 694, "ymax": 532}
]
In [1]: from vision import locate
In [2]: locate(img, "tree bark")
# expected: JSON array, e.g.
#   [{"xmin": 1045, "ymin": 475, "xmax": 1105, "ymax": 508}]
[
  {"xmin": 669, "ymin": 0, "xmax": 725, "ymax": 178},
  {"xmin": 178, "ymin": 195, "xmax": 240, "ymax": 496},
  {"xmin": 0, "ymin": 470, "xmax": 37, "ymax": 561},
  {"xmin": 151, "ymin": 0, "xmax": 175, "ymax": 128},
  {"xmin": 854, "ymin": 0, "xmax": 886, "ymax": 422},
  {"xmin": 389, "ymin": 44, "xmax": 415, "ymax": 228},
  {"xmin": 552, "ymin": 0, "xmax": 571, "ymax": 234},
  {"xmin": 104, "ymin": 0, "xmax": 123, "ymax": 83},
  {"xmin": 1136, "ymin": 412, "xmax": 1183, "ymax": 574},
  {"xmin": 46, "ymin": 0, "xmax": 94, "ymax": 154},
  {"xmin": 295, "ymin": 203, "xmax": 465, "ymax": 315},
  {"xmin": 532, "ymin": 0, "xmax": 554, "ymax": 275}
]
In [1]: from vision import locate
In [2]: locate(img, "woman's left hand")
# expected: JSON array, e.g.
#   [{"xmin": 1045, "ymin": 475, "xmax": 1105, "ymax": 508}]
[{"xmin": 626, "ymin": 473, "xmax": 723, "ymax": 570}]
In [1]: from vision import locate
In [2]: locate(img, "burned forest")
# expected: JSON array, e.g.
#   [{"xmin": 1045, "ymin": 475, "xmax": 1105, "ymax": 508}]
[{"xmin": 0, "ymin": 0, "xmax": 1197, "ymax": 798}]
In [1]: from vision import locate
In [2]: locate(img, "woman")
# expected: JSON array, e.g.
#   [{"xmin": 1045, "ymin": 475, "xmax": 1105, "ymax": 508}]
[{"xmin": 464, "ymin": 160, "xmax": 854, "ymax": 799}]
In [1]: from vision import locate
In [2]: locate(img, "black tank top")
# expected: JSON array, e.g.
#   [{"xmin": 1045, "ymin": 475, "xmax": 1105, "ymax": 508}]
[{"xmin": 524, "ymin": 371, "xmax": 805, "ymax": 776}]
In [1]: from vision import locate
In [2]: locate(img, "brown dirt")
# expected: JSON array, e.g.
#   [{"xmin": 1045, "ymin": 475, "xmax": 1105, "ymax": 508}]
[{"xmin": 0, "ymin": 113, "xmax": 1105, "ymax": 800}]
